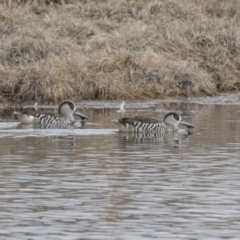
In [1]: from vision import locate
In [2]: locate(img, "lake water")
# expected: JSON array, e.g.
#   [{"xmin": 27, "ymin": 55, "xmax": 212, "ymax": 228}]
[{"xmin": 0, "ymin": 95, "xmax": 240, "ymax": 240}]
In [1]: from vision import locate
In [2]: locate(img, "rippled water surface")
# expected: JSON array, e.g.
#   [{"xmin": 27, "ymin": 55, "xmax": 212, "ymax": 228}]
[{"xmin": 1, "ymin": 98, "xmax": 240, "ymax": 240}]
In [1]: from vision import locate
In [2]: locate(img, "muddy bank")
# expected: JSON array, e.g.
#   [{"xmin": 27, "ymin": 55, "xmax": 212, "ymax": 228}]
[
  {"xmin": 0, "ymin": 0, "xmax": 240, "ymax": 103},
  {"xmin": 1, "ymin": 93, "xmax": 239, "ymax": 116}
]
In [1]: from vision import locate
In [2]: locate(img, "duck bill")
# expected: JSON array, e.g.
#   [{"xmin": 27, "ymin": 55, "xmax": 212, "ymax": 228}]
[
  {"xmin": 74, "ymin": 110, "xmax": 89, "ymax": 120},
  {"xmin": 180, "ymin": 120, "xmax": 194, "ymax": 129}
]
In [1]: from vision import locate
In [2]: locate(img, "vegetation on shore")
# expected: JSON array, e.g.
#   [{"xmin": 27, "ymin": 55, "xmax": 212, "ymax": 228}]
[{"xmin": 0, "ymin": 0, "xmax": 240, "ymax": 103}]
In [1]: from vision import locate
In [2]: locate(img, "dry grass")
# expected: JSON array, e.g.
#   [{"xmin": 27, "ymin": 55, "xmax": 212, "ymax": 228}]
[{"xmin": 0, "ymin": 0, "xmax": 240, "ymax": 103}]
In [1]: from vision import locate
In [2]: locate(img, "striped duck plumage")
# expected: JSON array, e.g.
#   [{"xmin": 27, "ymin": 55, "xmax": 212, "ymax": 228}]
[
  {"xmin": 113, "ymin": 112, "xmax": 194, "ymax": 133},
  {"xmin": 14, "ymin": 100, "xmax": 88, "ymax": 128}
]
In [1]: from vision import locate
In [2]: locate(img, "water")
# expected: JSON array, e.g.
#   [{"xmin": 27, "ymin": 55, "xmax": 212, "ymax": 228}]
[{"xmin": 0, "ymin": 97, "xmax": 240, "ymax": 240}]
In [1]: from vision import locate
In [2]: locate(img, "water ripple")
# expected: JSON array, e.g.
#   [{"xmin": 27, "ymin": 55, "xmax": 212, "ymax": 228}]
[{"xmin": 0, "ymin": 104, "xmax": 240, "ymax": 239}]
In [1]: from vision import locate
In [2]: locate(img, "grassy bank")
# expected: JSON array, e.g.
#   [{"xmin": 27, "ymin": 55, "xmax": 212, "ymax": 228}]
[{"xmin": 0, "ymin": 0, "xmax": 240, "ymax": 103}]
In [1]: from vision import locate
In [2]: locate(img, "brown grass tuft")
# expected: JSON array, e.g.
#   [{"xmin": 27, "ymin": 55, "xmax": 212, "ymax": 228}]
[{"xmin": 0, "ymin": 0, "xmax": 240, "ymax": 103}]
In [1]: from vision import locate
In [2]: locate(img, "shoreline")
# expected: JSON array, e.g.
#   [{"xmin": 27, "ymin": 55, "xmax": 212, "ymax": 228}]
[
  {"xmin": 0, "ymin": 1, "xmax": 240, "ymax": 103},
  {"xmin": 0, "ymin": 93, "xmax": 239, "ymax": 110}
]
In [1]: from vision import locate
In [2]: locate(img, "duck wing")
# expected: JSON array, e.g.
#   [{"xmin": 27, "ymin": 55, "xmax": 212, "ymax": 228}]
[{"xmin": 117, "ymin": 116, "xmax": 159, "ymax": 126}]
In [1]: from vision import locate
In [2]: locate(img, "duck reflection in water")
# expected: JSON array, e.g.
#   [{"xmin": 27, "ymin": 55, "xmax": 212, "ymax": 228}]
[
  {"xmin": 15, "ymin": 121, "xmax": 87, "ymax": 130},
  {"xmin": 117, "ymin": 130, "xmax": 192, "ymax": 147}
]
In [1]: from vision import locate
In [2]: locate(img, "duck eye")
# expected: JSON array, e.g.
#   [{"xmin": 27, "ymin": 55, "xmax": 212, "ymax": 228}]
[
  {"xmin": 69, "ymin": 102, "xmax": 74, "ymax": 111},
  {"xmin": 174, "ymin": 114, "xmax": 179, "ymax": 121}
]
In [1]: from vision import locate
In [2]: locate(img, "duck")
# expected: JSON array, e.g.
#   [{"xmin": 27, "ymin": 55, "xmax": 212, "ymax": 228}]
[
  {"xmin": 177, "ymin": 80, "xmax": 194, "ymax": 93},
  {"xmin": 113, "ymin": 112, "xmax": 194, "ymax": 134},
  {"xmin": 14, "ymin": 100, "xmax": 88, "ymax": 128}
]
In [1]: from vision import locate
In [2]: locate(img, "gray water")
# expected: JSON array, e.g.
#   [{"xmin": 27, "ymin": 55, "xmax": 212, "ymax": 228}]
[{"xmin": 1, "ymin": 98, "xmax": 240, "ymax": 240}]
